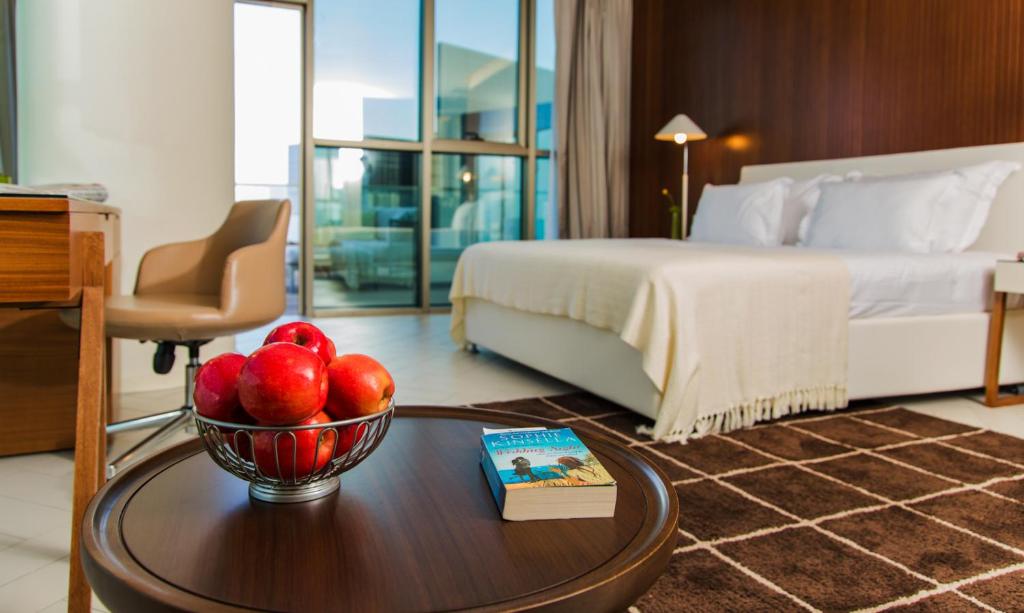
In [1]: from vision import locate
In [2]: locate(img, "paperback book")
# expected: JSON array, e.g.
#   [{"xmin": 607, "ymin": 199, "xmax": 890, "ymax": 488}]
[{"xmin": 480, "ymin": 427, "xmax": 617, "ymax": 521}]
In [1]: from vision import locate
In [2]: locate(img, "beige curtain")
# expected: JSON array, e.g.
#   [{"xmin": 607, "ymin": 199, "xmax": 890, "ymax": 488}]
[{"xmin": 554, "ymin": 0, "xmax": 632, "ymax": 239}]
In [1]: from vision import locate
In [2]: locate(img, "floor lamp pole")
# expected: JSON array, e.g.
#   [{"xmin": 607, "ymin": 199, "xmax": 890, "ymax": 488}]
[{"xmin": 681, "ymin": 143, "xmax": 690, "ymax": 239}]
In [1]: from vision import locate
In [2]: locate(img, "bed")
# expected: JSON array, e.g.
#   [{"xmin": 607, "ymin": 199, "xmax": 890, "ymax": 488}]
[{"xmin": 452, "ymin": 142, "xmax": 1024, "ymax": 439}]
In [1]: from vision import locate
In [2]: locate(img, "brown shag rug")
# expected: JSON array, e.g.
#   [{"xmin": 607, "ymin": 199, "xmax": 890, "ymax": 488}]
[{"xmin": 471, "ymin": 394, "xmax": 1024, "ymax": 613}]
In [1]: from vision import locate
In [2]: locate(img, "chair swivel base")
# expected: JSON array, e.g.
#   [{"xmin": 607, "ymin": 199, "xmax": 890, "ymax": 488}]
[
  {"xmin": 106, "ymin": 408, "xmax": 193, "ymax": 478},
  {"xmin": 105, "ymin": 340, "xmax": 207, "ymax": 478}
]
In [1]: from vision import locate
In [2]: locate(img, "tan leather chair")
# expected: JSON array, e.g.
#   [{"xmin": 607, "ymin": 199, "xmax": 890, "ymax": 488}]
[{"xmin": 101, "ymin": 199, "xmax": 290, "ymax": 475}]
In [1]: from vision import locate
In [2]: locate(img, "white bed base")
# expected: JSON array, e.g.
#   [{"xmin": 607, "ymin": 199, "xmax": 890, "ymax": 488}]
[
  {"xmin": 465, "ymin": 298, "xmax": 1024, "ymax": 420},
  {"xmin": 462, "ymin": 142, "xmax": 1024, "ymax": 419}
]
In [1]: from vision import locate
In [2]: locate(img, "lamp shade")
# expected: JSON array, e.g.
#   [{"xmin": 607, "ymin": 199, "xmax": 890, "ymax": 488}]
[{"xmin": 654, "ymin": 114, "xmax": 707, "ymax": 143}]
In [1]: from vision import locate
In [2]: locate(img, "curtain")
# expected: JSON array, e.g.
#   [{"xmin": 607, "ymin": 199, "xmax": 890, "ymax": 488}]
[
  {"xmin": 0, "ymin": 0, "xmax": 14, "ymax": 181},
  {"xmin": 554, "ymin": 0, "xmax": 632, "ymax": 239}
]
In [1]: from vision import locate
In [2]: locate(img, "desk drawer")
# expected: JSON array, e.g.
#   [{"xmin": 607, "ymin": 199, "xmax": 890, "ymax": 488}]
[{"xmin": 0, "ymin": 211, "xmax": 72, "ymax": 302}]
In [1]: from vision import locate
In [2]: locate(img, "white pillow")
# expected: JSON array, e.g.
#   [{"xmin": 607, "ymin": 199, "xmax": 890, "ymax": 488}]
[
  {"xmin": 840, "ymin": 161, "xmax": 1020, "ymax": 251},
  {"xmin": 801, "ymin": 174, "xmax": 959, "ymax": 252},
  {"xmin": 690, "ymin": 178, "xmax": 792, "ymax": 246},
  {"xmin": 782, "ymin": 174, "xmax": 842, "ymax": 245}
]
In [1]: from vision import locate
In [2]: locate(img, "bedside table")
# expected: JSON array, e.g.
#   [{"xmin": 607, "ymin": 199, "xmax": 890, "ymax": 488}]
[{"xmin": 985, "ymin": 260, "xmax": 1024, "ymax": 406}]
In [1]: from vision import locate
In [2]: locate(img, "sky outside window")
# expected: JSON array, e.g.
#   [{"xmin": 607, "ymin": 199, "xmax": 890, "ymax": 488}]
[
  {"xmin": 313, "ymin": 0, "xmax": 421, "ymax": 141},
  {"xmin": 435, "ymin": 0, "xmax": 520, "ymax": 143}
]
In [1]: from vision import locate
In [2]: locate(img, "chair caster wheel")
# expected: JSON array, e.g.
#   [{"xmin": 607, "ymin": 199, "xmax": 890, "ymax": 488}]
[{"xmin": 153, "ymin": 342, "xmax": 177, "ymax": 374}]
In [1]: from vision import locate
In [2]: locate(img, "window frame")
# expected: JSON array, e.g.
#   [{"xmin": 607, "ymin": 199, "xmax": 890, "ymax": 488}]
[{"xmin": 302, "ymin": 0, "xmax": 551, "ymax": 316}]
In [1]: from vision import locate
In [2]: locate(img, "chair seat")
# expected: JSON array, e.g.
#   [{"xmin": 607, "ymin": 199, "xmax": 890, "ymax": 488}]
[{"xmin": 106, "ymin": 294, "xmax": 248, "ymax": 341}]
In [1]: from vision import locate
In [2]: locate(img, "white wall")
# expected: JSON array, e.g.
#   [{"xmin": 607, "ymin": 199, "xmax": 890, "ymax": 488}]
[{"xmin": 17, "ymin": 0, "xmax": 236, "ymax": 392}]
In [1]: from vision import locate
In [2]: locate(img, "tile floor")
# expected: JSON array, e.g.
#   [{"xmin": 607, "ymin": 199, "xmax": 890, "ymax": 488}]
[{"xmin": 0, "ymin": 313, "xmax": 1021, "ymax": 612}]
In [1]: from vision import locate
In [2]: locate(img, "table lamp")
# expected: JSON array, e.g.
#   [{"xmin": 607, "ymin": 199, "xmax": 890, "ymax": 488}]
[{"xmin": 655, "ymin": 115, "xmax": 707, "ymax": 238}]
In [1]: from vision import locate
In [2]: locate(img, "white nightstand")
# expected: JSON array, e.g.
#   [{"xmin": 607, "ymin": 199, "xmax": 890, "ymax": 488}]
[{"xmin": 985, "ymin": 260, "xmax": 1024, "ymax": 406}]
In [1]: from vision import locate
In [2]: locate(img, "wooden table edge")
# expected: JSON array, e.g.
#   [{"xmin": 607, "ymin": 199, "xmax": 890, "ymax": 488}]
[{"xmin": 81, "ymin": 406, "xmax": 679, "ymax": 613}]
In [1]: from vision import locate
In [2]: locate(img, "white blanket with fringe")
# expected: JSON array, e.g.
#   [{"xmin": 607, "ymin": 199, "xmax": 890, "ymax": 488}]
[{"xmin": 449, "ymin": 239, "xmax": 850, "ymax": 442}]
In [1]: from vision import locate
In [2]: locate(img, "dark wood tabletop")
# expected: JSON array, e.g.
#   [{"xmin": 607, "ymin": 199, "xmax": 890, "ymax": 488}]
[{"xmin": 81, "ymin": 406, "xmax": 678, "ymax": 612}]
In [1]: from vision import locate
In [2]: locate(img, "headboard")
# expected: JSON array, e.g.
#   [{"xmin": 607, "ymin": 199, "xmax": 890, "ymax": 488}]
[{"xmin": 739, "ymin": 142, "xmax": 1024, "ymax": 253}]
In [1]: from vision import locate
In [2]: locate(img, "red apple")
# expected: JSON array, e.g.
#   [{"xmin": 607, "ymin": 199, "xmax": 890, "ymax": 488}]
[
  {"xmin": 193, "ymin": 353, "xmax": 249, "ymax": 423},
  {"xmin": 238, "ymin": 343, "xmax": 328, "ymax": 425},
  {"xmin": 252, "ymin": 411, "xmax": 336, "ymax": 479},
  {"xmin": 219, "ymin": 417, "xmax": 256, "ymax": 462},
  {"xmin": 333, "ymin": 423, "xmax": 368, "ymax": 459},
  {"xmin": 324, "ymin": 354, "xmax": 395, "ymax": 420},
  {"xmin": 263, "ymin": 321, "xmax": 336, "ymax": 365}
]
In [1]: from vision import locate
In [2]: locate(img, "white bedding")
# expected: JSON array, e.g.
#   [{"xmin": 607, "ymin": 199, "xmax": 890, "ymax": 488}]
[
  {"xmin": 813, "ymin": 248, "xmax": 1018, "ymax": 318},
  {"xmin": 450, "ymin": 239, "xmax": 1019, "ymax": 440},
  {"xmin": 451, "ymin": 240, "xmax": 850, "ymax": 441}
]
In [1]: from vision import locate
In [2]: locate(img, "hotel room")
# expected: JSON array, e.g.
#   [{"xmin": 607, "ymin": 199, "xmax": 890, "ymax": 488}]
[{"xmin": 1, "ymin": 0, "xmax": 1023, "ymax": 611}]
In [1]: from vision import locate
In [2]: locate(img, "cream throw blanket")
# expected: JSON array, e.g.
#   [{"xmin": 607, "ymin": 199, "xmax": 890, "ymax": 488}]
[{"xmin": 450, "ymin": 240, "xmax": 851, "ymax": 441}]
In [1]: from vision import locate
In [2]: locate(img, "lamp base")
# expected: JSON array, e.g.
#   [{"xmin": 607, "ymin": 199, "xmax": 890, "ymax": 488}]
[{"xmin": 681, "ymin": 142, "xmax": 690, "ymax": 240}]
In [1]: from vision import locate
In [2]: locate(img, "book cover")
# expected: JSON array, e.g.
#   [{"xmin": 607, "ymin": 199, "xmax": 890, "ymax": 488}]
[
  {"xmin": 481, "ymin": 428, "xmax": 615, "ymax": 490},
  {"xmin": 480, "ymin": 446, "xmax": 507, "ymax": 508}
]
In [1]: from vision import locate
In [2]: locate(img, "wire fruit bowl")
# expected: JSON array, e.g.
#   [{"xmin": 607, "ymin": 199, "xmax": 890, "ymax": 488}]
[{"xmin": 193, "ymin": 400, "xmax": 394, "ymax": 503}]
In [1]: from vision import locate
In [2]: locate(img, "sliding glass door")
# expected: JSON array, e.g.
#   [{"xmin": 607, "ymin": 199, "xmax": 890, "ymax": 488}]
[
  {"xmin": 308, "ymin": 0, "xmax": 554, "ymax": 314},
  {"xmin": 310, "ymin": 0, "xmax": 422, "ymax": 309},
  {"xmin": 312, "ymin": 147, "xmax": 422, "ymax": 308}
]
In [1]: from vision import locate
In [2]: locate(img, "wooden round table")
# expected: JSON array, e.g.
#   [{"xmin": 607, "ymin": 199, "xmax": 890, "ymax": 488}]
[{"xmin": 82, "ymin": 406, "xmax": 678, "ymax": 612}]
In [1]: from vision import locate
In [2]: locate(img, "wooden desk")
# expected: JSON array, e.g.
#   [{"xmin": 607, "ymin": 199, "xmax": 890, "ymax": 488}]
[
  {"xmin": 0, "ymin": 195, "xmax": 121, "ymax": 452},
  {"xmin": 0, "ymin": 194, "xmax": 120, "ymax": 613}
]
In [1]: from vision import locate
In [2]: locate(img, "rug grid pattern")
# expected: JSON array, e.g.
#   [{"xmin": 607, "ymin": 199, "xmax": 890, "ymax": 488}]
[{"xmin": 472, "ymin": 394, "xmax": 1024, "ymax": 613}]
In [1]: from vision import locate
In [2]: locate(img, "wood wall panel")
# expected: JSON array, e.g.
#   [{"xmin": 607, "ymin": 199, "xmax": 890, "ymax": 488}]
[{"xmin": 630, "ymin": 0, "xmax": 1024, "ymax": 237}]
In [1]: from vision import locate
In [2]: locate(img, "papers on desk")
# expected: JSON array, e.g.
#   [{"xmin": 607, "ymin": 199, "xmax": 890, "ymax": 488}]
[{"xmin": 0, "ymin": 183, "xmax": 109, "ymax": 202}]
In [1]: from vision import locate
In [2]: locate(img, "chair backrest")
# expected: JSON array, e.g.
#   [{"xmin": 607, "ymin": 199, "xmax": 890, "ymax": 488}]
[
  {"xmin": 214, "ymin": 200, "xmax": 290, "ymax": 256},
  {"xmin": 217, "ymin": 199, "xmax": 290, "ymax": 326},
  {"xmin": 133, "ymin": 199, "xmax": 290, "ymax": 328}
]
